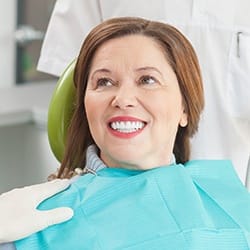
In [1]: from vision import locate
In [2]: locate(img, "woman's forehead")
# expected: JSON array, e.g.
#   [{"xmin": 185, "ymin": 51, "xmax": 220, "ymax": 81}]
[{"xmin": 89, "ymin": 35, "xmax": 172, "ymax": 73}]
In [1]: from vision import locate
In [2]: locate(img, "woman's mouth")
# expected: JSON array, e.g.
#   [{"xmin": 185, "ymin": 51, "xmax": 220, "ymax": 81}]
[
  {"xmin": 108, "ymin": 116, "xmax": 147, "ymax": 138},
  {"xmin": 109, "ymin": 121, "xmax": 146, "ymax": 133}
]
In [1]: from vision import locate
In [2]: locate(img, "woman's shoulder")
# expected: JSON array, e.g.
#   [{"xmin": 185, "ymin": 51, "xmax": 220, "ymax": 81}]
[
  {"xmin": 184, "ymin": 159, "xmax": 247, "ymax": 189},
  {"xmin": 184, "ymin": 159, "xmax": 250, "ymax": 231},
  {"xmin": 184, "ymin": 159, "xmax": 237, "ymax": 177},
  {"xmin": 183, "ymin": 159, "xmax": 249, "ymax": 203}
]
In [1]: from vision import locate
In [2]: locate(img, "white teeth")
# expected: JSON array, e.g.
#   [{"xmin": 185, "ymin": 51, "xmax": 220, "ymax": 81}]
[{"xmin": 110, "ymin": 121, "xmax": 145, "ymax": 133}]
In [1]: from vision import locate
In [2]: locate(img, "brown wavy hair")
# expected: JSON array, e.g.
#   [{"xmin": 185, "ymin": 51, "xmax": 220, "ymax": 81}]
[{"xmin": 56, "ymin": 17, "xmax": 204, "ymax": 179}]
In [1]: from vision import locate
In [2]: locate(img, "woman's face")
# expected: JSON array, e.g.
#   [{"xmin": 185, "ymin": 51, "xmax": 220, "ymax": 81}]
[{"xmin": 85, "ymin": 35, "xmax": 187, "ymax": 170}]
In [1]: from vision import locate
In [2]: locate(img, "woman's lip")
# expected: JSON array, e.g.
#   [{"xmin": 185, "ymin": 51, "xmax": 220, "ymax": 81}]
[
  {"xmin": 107, "ymin": 126, "xmax": 145, "ymax": 139},
  {"xmin": 107, "ymin": 116, "xmax": 147, "ymax": 139},
  {"xmin": 108, "ymin": 116, "xmax": 146, "ymax": 123}
]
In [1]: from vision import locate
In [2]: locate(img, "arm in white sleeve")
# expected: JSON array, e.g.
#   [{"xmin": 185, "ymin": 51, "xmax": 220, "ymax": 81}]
[
  {"xmin": 37, "ymin": 0, "xmax": 103, "ymax": 76},
  {"xmin": 0, "ymin": 179, "xmax": 73, "ymax": 244}
]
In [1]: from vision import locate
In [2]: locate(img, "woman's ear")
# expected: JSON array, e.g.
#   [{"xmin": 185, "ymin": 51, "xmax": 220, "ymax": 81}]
[{"xmin": 179, "ymin": 110, "xmax": 188, "ymax": 127}]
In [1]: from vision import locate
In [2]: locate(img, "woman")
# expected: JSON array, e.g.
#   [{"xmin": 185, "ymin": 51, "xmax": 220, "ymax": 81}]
[{"xmin": 5, "ymin": 17, "xmax": 250, "ymax": 249}]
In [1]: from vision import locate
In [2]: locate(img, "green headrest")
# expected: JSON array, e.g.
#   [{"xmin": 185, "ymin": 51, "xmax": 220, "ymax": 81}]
[{"xmin": 47, "ymin": 60, "xmax": 76, "ymax": 162}]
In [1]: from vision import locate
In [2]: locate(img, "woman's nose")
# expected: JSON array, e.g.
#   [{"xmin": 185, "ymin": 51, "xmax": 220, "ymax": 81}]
[{"xmin": 111, "ymin": 85, "xmax": 138, "ymax": 109}]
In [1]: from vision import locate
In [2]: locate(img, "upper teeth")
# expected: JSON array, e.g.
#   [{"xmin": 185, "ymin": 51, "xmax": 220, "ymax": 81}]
[{"xmin": 110, "ymin": 121, "xmax": 145, "ymax": 133}]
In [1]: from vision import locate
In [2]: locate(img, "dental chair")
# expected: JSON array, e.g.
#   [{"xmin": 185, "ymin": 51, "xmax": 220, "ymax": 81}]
[
  {"xmin": 47, "ymin": 60, "xmax": 250, "ymax": 190},
  {"xmin": 47, "ymin": 60, "xmax": 76, "ymax": 163}
]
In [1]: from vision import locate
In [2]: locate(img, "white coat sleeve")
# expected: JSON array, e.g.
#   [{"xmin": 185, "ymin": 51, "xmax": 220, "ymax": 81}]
[{"xmin": 37, "ymin": 0, "xmax": 103, "ymax": 76}]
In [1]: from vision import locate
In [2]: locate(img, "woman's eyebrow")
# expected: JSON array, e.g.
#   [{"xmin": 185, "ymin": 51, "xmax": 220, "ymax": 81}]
[
  {"xmin": 135, "ymin": 66, "xmax": 163, "ymax": 76},
  {"xmin": 90, "ymin": 68, "xmax": 111, "ymax": 78},
  {"xmin": 90, "ymin": 66, "xmax": 163, "ymax": 79}
]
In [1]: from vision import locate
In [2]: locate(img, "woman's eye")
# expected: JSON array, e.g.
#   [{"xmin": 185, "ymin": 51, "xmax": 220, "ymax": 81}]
[
  {"xmin": 96, "ymin": 78, "xmax": 113, "ymax": 87},
  {"xmin": 140, "ymin": 75, "xmax": 157, "ymax": 85}
]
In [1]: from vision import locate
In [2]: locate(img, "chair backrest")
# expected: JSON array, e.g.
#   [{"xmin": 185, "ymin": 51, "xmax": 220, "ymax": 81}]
[{"xmin": 47, "ymin": 60, "xmax": 76, "ymax": 162}]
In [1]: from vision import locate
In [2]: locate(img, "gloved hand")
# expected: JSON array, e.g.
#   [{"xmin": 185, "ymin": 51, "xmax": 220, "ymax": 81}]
[{"xmin": 0, "ymin": 179, "xmax": 74, "ymax": 243}]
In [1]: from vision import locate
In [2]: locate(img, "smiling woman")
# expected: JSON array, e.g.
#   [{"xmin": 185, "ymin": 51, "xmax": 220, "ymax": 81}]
[
  {"xmin": 9, "ymin": 17, "xmax": 250, "ymax": 250},
  {"xmin": 58, "ymin": 17, "xmax": 204, "ymax": 178},
  {"xmin": 85, "ymin": 34, "xmax": 188, "ymax": 169}
]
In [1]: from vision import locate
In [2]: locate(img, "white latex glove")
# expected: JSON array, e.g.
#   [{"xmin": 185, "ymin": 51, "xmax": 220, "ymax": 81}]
[{"xmin": 0, "ymin": 179, "xmax": 74, "ymax": 243}]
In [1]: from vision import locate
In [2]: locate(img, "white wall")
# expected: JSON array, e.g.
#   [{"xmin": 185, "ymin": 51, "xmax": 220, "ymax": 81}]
[{"xmin": 0, "ymin": 0, "xmax": 16, "ymax": 87}]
